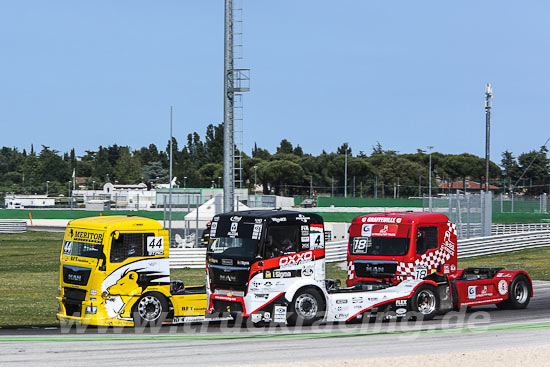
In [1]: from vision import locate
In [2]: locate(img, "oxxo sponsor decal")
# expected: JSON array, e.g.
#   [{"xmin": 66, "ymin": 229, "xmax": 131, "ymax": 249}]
[{"xmin": 279, "ymin": 251, "xmax": 313, "ymax": 267}]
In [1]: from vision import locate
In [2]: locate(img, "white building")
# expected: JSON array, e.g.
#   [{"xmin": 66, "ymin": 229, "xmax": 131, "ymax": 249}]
[
  {"xmin": 72, "ymin": 182, "xmax": 156, "ymax": 210},
  {"xmin": 4, "ymin": 195, "xmax": 55, "ymax": 209}
]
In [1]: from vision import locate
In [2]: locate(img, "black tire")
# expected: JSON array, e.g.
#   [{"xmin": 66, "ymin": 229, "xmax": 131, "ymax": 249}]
[
  {"xmin": 507, "ymin": 275, "xmax": 531, "ymax": 309},
  {"xmin": 410, "ymin": 284, "xmax": 440, "ymax": 321},
  {"xmin": 132, "ymin": 292, "xmax": 169, "ymax": 326},
  {"xmin": 288, "ymin": 288, "xmax": 325, "ymax": 326}
]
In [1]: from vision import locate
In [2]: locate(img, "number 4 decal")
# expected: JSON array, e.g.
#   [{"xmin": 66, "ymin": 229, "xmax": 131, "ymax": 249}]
[
  {"xmin": 309, "ymin": 224, "xmax": 324, "ymax": 249},
  {"xmin": 147, "ymin": 236, "xmax": 164, "ymax": 256}
]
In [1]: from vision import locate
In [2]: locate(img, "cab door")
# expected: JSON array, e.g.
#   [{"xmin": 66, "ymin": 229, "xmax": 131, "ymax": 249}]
[
  {"xmin": 413, "ymin": 224, "xmax": 440, "ymax": 279},
  {"xmin": 101, "ymin": 230, "xmax": 170, "ymax": 318}
]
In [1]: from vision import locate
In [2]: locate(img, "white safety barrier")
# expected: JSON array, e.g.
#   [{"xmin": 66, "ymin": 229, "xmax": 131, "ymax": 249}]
[
  {"xmin": 491, "ymin": 223, "xmax": 550, "ymax": 235},
  {"xmin": 0, "ymin": 220, "xmax": 27, "ymax": 233},
  {"xmin": 169, "ymin": 247, "xmax": 207, "ymax": 269},
  {"xmin": 170, "ymin": 231, "xmax": 550, "ymax": 268},
  {"xmin": 325, "ymin": 241, "xmax": 348, "ymax": 262},
  {"xmin": 457, "ymin": 231, "xmax": 550, "ymax": 259},
  {"xmin": 169, "ymin": 241, "xmax": 349, "ymax": 269}
]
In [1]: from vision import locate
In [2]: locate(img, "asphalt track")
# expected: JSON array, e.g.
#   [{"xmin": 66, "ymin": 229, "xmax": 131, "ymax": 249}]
[{"xmin": 1, "ymin": 281, "xmax": 549, "ymax": 366}]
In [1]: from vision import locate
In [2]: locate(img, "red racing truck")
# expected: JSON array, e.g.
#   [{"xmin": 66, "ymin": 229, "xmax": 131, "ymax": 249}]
[
  {"xmin": 347, "ymin": 212, "xmax": 533, "ymax": 319},
  {"xmin": 205, "ymin": 210, "xmax": 532, "ymax": 324}
]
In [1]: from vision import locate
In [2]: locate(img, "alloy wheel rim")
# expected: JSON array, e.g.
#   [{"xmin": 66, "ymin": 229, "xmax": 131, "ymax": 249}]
[
  {"xmin": 138, "ymin": 296, "xmax": 162, "ymax": 321},
  {"xmin": 417, "ymin": 290, "xmax": 436, "ymax": 314},
  {"xmin": 295, "ymin": 294, "xmax": 318, "ymax": 318}
]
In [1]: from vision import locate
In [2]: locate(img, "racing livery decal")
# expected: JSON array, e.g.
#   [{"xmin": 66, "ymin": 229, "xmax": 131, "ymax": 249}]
[{"xmin": 101, "ymin": 258, "xmax": 170, "ymax": 319}]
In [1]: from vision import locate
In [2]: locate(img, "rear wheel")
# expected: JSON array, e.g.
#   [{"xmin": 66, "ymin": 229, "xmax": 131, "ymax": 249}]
[
  {"xmin": 410, "ymin": 285, "xmax": 439, "ymax": 320},
  {"xmin": 132, "ymin": 292, "xmax": 168, "ymax": 326},
  {"xmin": 288, "ymin": 288, "xmax": 325, "ymax": 326},
  {"xmin": 500, "ymin": 275, "xmax": 531, "ymax": 310}
]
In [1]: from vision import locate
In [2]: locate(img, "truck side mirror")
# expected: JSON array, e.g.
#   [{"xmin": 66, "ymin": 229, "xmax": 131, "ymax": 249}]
[{"xmin": 98, "ymin": 252, "xmax": 107, "ymax": 271}]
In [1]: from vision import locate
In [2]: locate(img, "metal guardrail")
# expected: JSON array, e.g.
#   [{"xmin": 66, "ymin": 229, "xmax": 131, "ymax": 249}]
[
  {"xmin": 325, "ymin": 241, "xmax": 348, "ymax": 262},
  {"xmin": 169, "ymin": 230, "xmax": 550, "ymax": 268},
  {"xmin": 169, "ymin": 248, "xmax": 206, "ymax": 269},
  {"xmin": 491, "ymin": 223, "xmax": 550, "ymax": 235},
  {"xmin": 457, "ymin": 231, "xmax": 550, "ymax": 259},
  {"xmin": 169, "ymin": 240, "xmax": 349, "ymax": 269},
  {"xmin": 0, "ymin": 220, "xmax": 27, "ymax": 233}
]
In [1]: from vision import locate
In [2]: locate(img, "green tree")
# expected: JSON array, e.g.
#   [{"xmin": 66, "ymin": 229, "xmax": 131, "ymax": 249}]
[{"xmin": 113, "ymin": 147, "xmax": 142, "ymax": 184}]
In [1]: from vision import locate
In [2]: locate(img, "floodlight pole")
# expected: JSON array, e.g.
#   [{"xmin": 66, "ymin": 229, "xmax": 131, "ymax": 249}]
[
  {"xmin": 485, "ymin": 83, "xmax": 493, "ymax": 193},
  {"xmin": 169, "ymin": 106, "xmax": 173, "ymax": 246}
]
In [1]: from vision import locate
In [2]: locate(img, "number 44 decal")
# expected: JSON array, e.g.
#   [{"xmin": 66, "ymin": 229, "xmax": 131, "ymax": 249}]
[{"xmin": 147, "ymin": 236, "xmax": 164, "ymax": 256}]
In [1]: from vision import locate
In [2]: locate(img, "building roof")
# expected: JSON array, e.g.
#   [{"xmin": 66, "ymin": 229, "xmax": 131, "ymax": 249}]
[{"xmin": 438, "ymin": 180, "xmax": 499, "ymax": 190}]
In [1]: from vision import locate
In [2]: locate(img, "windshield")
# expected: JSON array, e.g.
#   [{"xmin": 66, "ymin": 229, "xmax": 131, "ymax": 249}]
[
  {"xmin": 349, "ymin": 236, "xmax": 410, "ymax": 256},
  {"xmin": 207, "ymin": 237, "xmax": 259, "ymax": 258},
  {"xmin": 63, "ymin": 240, "xmax": 104, "ymax": 259}
]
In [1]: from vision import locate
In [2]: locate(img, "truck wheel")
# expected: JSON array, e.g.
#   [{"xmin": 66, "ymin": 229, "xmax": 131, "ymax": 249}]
[
  {"xmin": 410, "ymin": 285, "xmax": 439, "ymax": 321},
  {"xmin": 288, "ymin": 288, "xmax": 325, "ymax": 326},
  {"xmin": 133, "ymin": 292, "xmax": 168, "ymax": 326},
  {"xmin": 507, "ymin": 275, "xmax": 531, "ymax": 309}
]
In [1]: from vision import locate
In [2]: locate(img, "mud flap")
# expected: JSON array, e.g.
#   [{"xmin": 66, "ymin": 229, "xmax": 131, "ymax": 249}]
[{"xmin": 438, "ymin": 284, "xmax": 452, "ymax": 312}]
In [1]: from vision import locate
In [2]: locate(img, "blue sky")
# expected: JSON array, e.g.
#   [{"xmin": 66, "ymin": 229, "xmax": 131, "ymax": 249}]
[{"xmin": 0, "ymin": 1, "xmax": 548, "ymax": 161}]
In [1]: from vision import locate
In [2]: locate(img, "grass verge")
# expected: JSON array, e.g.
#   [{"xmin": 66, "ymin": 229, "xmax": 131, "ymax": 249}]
[
  {"xmin": 0, "ymin": 231, "xmax": 63, "ymax": 328},
  {"xmin": 458, "ymin": 246, "xmax": 550, "ymax": 281}
]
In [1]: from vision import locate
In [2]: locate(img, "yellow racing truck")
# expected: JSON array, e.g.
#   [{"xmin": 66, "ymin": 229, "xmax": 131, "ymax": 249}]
[{"xmin": 57, "ymin": 215, "xmax": 208, "ymax": 326}]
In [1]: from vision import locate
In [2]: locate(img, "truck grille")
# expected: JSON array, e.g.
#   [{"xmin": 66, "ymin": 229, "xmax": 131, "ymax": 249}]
[
  {"xmin": 63, "ymin": 287, "xmax": 86, "ymax": 317},
  {"xmin": 209, "ymin": 265, "xmax": 249, "ymax": 293}
]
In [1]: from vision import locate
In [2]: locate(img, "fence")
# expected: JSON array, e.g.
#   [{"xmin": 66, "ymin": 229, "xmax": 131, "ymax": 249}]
[
  {"xmin": 0, "ymin": 220, "xmax": 27, "ymax": 233},
  {"xmin": 424, "ymin": 192, "xmax": 491, "ymax": 239},
  {"xmin": 494, "ymin": 193, "xmax": 549, "ymax": 214}
]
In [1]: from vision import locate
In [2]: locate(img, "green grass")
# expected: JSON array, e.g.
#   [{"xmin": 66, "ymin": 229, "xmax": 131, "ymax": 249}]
[
  {"xmin": 458, "ymin": 246, "xmax": 550, "ymax": 281},
  {"xmin": 0, "ymin": 231, "xmax": 64, "ymax": 328},
  {"xmin": 170, "ymin": 268, "xmax": 206, "ymax": 286},
  {"xmin": 492, "ymin": 212, "xmax": 550, "ymax": 223},
  {"xmin": 326, "ymin": 261, "xmax": 348, "ymax": 285}
]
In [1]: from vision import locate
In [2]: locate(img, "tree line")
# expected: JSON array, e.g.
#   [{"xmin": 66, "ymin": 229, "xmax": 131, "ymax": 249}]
[{"xmin": 1, "ymin": 123, "xmax": 548, "ymax": 198}]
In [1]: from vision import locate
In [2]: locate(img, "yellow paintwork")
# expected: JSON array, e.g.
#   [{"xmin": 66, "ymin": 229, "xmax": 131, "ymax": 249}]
[{"xmin": 57, "ymin": 215, "xmax": 207, "ymax": 326}]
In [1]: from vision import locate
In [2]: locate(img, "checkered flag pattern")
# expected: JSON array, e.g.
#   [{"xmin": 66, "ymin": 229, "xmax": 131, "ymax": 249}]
[
  {"xmin": 347, "ymin": 261, "xmax": 355, "ymax": 280},
  {"xmin": 396, "ymin": 249, "xmax": 452, "ymax": 280}
]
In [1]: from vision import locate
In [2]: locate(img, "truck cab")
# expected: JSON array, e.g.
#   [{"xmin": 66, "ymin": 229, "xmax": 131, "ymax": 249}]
[
  {"xmin": 206, "ymin": 210, "xmax": 327, "ymax": 325},
  {"xmin": 57, "ymin": 216, "xmax": 207, "ymax": 327},
  {"xmin": 347, "ymin": 212, "xmax": 457, "ymax": 287}
]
